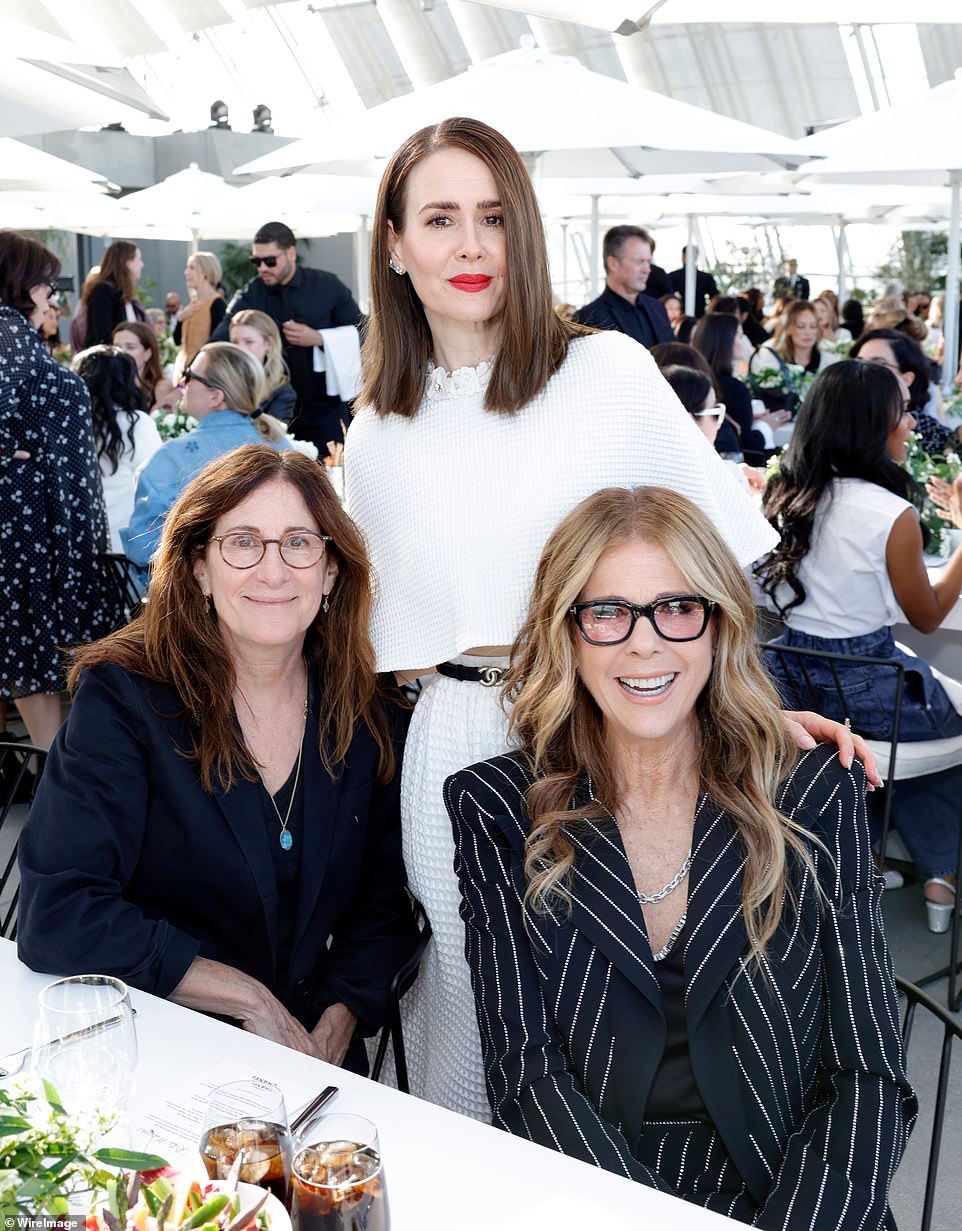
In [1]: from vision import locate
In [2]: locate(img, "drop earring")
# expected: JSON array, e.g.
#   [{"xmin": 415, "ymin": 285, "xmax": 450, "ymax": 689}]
[
  {"xmin": 323, "ymin": 594, "xmax": 330, "ymax": 613},
  {"xmin": 204, "ymin": 593, "xmax": 212, "ymax": 614}
]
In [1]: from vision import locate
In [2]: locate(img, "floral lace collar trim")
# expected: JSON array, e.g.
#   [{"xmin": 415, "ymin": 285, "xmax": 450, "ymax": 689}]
[{"xmin": 425, "ymin": 356, "xmax": 494, "ymax": 398}]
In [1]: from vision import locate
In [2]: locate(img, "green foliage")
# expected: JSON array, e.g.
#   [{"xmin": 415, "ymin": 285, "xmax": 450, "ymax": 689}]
[
  {"xmin": 905, "ymin": 434, "xmax": 961, "ymax": 556},
  {"xmin": 219, "ymin": 243, "xmax": 254, "ymax": 297},
  {"xmin": 707, "ymin": 239, "xmax": 771, "ymax": 296},
  {"xmin": 0, "ymin": 1083, "xmax": 165, "ymax": 1216},
  {"xmin": 876, "ymin": 230, "xmax": 950, "ymax": 293}
]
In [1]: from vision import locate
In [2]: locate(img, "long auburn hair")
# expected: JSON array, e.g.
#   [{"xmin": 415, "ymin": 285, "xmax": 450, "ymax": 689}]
[
  {"xmin": 87, "ymin": 241, "xmax": 139, "ymax": 304},
  {"xmin": 506, "ymin": 485, "xmax": 810, "ymax": 958},
  {"xmin": 757, "ymin": 359, "xmax": 927, "ymax": 615},
  {"xmin": 360, "ymin": 116, "xmax": 591, "ymax": 419},
  {"xmin": 68, "ymin": 446, "xmax": 395, "ymax": 789},
  {"xmin": 112, "ymin": 320, "xmax": 163, "ymax": 403}
]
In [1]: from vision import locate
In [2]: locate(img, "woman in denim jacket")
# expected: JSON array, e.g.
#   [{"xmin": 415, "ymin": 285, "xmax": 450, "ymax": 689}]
[{"xmin": 758, "ymin": 359, "xmax": 962, "ymax": 932}]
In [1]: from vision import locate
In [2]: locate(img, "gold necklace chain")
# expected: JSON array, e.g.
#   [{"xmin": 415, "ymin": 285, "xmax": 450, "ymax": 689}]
[{"xmin": 263, "ymin": 685, "xmax": 308, "ymax": 852}]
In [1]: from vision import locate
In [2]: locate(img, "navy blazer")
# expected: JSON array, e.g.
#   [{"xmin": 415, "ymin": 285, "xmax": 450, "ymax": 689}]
[
  {"xmin": 445, "ymin": 744, "xmax": 915, "ymax": 1229},
  {"xmin": 18, "ymin": 664, "xmax": 416, "ymax": 1035},
  {"xmin": 575, "ymin": 286, "xmax": 673, "ymax": 349}
]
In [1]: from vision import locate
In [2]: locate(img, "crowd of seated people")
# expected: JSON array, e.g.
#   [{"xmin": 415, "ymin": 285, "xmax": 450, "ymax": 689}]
[{"xmin": 8, "ymin": 129, "xmax": 962, "ymax": 1228}]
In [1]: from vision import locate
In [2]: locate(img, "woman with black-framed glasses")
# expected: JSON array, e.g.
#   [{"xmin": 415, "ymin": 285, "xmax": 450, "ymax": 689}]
[
  {"xmin": 19, "ymin": 445, "xmax": 417, "ymax": 1071},
  {"xmin": 445, "ymin": 484, "xmax": 915, "ymax": 1228},
  {"xmin": 123, "ymin": 341, "xmax": 293, "ymax": 576}
]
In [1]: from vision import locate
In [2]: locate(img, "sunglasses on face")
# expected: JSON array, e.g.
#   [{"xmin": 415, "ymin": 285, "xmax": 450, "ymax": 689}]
[
  {"xmin": 692, "ymin": 403, "xmax": 727, "ymax": 427},
  {"xmin": 249, "ymin": 255, "xmax": 280, "ymax": 268},
  {"xmin": 183, "ymin": 367, "xmax": 227, "ymax": 396}
]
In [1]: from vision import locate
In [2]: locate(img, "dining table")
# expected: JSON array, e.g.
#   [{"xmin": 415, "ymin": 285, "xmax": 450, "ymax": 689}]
[{"xmin": 0, "ymin": 937, "xmax": 734, "ymax": 1230}]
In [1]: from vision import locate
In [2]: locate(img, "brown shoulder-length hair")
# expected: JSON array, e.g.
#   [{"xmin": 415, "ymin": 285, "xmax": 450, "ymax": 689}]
[
  {"xmin": 0, "ymin": 230, "xmax": 60, "ymax": 316},
  {"xmin": 86, "ymin": 241, "xmax": 139, "ymax": 304},
  {"xmin": 112, "ymin": 320, "xmax": 164, "ymax": 398},
  {"xmin": 360, "ymin": 116, "xmax": 591, "ymax": 419},
  {"xmin": 69, "ymin": 445, "xmax": 395, "ymax": 790},
  {"xmin": 506, "ymin": 486, "xmax": 815, "ymax": 959},
  {"xmin": 773, "ymin": 299, "xmax": 817, "ymax": 364}
]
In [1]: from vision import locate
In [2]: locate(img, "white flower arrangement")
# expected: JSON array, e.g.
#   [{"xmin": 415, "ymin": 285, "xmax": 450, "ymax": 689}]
[{"xmin": 150, "ymin": 406, "xmax": 198, "ymax": 441}]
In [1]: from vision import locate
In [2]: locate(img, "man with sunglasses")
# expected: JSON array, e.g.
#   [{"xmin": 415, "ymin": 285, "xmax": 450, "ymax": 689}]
[{"xmin": 214, "ymin": 221, "xmax": 362, "ymax": 452}]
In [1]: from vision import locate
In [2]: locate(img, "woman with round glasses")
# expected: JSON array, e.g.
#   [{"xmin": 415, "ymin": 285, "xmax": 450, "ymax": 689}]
[
  {"xmin": 758, "ymin": 360, "xmax": 962, "ymax": 932},
  {"xmin": 124, "ymin": 341, "xmax": 292, "ymax": 574},
  {"xmin": 345, "ymin": 116, "xmax": 878, "ymax": 1120},
  {"xmin": 19, "ymin": 445, "xmax": 416, "ymax": 1069},
  {"xmin": 445, "ymin": 484, "xmax": 915, "ymax": 1227}
]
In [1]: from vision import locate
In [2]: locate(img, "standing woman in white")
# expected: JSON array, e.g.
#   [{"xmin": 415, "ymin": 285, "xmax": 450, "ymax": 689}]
[{"xmin": 345, "ymin": 117, "xmax": 876, "ymax": 1121}]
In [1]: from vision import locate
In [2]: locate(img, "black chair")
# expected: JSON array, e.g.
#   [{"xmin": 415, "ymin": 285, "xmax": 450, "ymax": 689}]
[
  {"xmin": 101, "ymin": 552, "xmax": 144, "ymax": 625},
  {"xmin": 0, "ymin": 739, "xmax": 47, "ymax": 940},
  {"xmin": 763, "ymin": 640, "xmax": 962, "ymax": 1010},
  {"xmin": 370, "ymin": 897, "xmax": 433, "ymax": 1093},
  {"xmin": 894, "ymin": 975, "xmax": 962, "ymax": 1231}
]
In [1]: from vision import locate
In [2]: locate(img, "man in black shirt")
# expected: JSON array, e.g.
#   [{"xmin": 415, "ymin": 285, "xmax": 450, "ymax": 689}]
[
  {"xmin": 575, "ymin": 225, "xmax": 673, "ymax": 349},
  {"xmin": 668, "ymin": 246, "xmax": 719, "ymax": 318},
  {"xmin": 213, "ymin": 221, "xmax": 362, "ymax": 452}
]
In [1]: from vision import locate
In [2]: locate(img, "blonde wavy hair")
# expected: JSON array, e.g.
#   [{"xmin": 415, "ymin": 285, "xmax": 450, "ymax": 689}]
[
  {"xmin": 193, "ymin": 342, "xmax": 286, "ymax": 442},
  {"xmin": 230, "ymin": 308, "xmax": 290, "ymax": 396},
  {"xmin": 506, "ymin": 486, "xmax": 814, "ymax": 958}
]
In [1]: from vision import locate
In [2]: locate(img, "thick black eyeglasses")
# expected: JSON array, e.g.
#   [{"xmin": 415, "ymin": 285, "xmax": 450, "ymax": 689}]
[
  {"xmin": 249, "ymin": 255, "xmax": 279, "ymax": 268},
  {"xmin": 209, "ymin": 532, "xmax": 331, "ymax": 569},
  {"xmin": 569, "ymin": 595, "xmax": 714, "ymax": 645}
]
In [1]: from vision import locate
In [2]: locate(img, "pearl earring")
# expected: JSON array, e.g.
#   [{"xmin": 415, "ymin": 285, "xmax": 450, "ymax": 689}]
[{"xmin": 389, "ymin": 258, "xmax": 405, "ymax": 276}]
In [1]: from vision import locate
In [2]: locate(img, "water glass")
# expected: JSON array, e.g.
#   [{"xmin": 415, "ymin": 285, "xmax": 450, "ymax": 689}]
[{"xmin": 32, "ymin": 975, "xmax": 138, "ymax": 1120}]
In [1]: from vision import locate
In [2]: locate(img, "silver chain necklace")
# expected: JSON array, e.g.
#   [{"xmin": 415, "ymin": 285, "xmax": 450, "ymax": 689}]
[{"xmin": 637, "ymin": 850, "xmax": 693, "ymax": 904}]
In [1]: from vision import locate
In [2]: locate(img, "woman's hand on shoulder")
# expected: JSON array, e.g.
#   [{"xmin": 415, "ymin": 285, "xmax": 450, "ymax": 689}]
[{"xmin": 781, "ymin": 710, "xmax": 882, "ymax": 789}]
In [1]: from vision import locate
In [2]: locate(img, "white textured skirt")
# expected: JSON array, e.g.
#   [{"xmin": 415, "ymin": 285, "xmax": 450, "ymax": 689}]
[{"xmin": 390, "ymin": 656, "xmax": 513, "ymax": 1121}]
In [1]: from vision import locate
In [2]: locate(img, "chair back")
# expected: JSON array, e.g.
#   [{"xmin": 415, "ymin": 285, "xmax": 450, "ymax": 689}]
[
  {"xmin": 370, "ymin": 897, "xmax": 433, "ymax": 1092},
  {"xmin": 0, "ymin": 740, "xmax": 47, "ymax": 940},
  {"xmin": 101, "ymin": 553, "xmax": 144, "ymax": 625},
  {"xmin": 894, "ymin": 975, "xmax": 962, "ymax": 1231}
]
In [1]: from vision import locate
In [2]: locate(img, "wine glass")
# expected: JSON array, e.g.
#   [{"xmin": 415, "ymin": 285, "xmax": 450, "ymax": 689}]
[
  {"xmin": 32, "ymin": 975, "xmax": 138, "ymax": 1123},
  {"xmin": 291, "ymin": 1114, "xmax": 389, "ymax": 1231},
  {"xmin": 200, "ymin": 1078, "xmax": 293, "ymax": 1204}
]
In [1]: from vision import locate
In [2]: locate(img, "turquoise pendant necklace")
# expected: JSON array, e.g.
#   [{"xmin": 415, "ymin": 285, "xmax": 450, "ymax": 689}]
[{"xmin": 262, "ymin": 685, "xmax": 308, "ymax": 851}]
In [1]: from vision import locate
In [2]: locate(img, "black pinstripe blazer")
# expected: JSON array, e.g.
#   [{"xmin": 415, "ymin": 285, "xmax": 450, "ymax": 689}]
[{"xmin": 444, "ymin": 744, "xmax": 917, "ymax": 1230}]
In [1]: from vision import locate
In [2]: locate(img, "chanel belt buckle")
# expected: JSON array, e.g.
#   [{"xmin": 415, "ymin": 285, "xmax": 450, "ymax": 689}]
[{"xmin": 479, "ymin": 665, "xmax": 504, "ymax": 687}]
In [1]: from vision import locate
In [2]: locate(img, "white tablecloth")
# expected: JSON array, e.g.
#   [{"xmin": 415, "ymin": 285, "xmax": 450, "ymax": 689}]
[{"xmin": 0, "ymin": 939, "xmax": 732, "ymax": 1230}]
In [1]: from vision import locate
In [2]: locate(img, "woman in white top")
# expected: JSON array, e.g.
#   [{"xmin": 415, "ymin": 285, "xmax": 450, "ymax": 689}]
[
  {"xmin": 813, "ymin": 295, "xmax": 851, "ymax": 347},
  {"xmin": 73, "ymin": 344, "xmax": 162, "ymax": 552},
  {"xmin": 345, "ymin": 117, "xmax": 877, "ymax": 1119},
  {"xmin": 758, "ymin": 359, "xmax": 962, "ymax": 933}
]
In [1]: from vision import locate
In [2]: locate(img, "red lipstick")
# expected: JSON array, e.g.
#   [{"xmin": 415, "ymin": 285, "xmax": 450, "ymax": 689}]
[{"xmin": 449, "ymin": 274, "xmax": 493, "ymax": 292}]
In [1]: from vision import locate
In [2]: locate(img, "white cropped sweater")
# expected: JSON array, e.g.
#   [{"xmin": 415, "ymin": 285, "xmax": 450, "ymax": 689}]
[{"xmin": 345, "ymin": 330, "xmax": 777, "ymax": 672}]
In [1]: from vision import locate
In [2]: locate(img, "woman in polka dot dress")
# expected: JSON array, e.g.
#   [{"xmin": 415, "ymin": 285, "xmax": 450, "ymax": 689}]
[{"xmin": 1, "ymin": 231, "xmax": 117, "ymax": 746}]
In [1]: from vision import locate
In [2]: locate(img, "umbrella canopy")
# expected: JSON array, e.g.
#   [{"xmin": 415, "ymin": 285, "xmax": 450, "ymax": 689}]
[
  {"xmin": 0, "ymin": 17, "xmax": 168, "ymax": 137},
  {"xmin": 0, "ymin": 138, "xmax": 116, "ymax": 192},
  {"xmin": 117, "ymin": 165, "xmax": 245, "ymax": 249},
  {"xmin": 234, "ymin": 39, "xmax": 812, "ymax": 181},
  {"xmin": 795, "ymin": 69, "xmax": 962, "ymax": 388}
]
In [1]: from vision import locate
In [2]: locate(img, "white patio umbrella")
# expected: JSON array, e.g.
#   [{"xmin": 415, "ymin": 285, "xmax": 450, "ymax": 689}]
[
  {"xmin": 0, "ymin": 138, "xmax": 116, "ymax": 192},
  {"xmin": 0, "ymin": 191, "xmax": 125, "ymax": 234},
  {"xmin": 234, "ymin": 39, "xmax": 814, "ymax": 301},
  {"xmin": 795, "ymin": 69, "xmax": 962, "ymax": 390},
  {"xmin": 117, "ymin": 165, "xmax": 245, "ymax": 252},
  {"xmin": 0, "ymin": 17, "xmax": 168, "ymax": 137}
]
